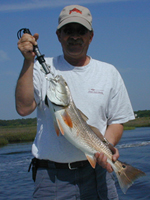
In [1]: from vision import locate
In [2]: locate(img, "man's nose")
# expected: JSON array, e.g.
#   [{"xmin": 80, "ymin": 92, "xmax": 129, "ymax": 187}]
[{"xmin": 70, "ymin": 31, "xmax": 80, "ymax": 39}]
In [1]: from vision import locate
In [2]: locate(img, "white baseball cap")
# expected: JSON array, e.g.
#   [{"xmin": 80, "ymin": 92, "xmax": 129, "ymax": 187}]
[{"xmin": 57, "ymin": 5, "xmax": 92, "ymax": 31}]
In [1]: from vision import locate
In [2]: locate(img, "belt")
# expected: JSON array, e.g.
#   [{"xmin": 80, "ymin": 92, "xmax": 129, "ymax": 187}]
[{"xmin": 36, "ymin": 158, "xmax": 89, "ymax": 170}]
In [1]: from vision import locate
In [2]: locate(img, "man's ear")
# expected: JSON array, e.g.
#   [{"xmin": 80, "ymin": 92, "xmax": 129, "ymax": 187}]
[
  {"xmin": 89, "ymin": 31, "xmax": 94, "ymax": 44},
  {"xmin": 56, "ymin": 30, "xmax": 61, "ymax": 42}
]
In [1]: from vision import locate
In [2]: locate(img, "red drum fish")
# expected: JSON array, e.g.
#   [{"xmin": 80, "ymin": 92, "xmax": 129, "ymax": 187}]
[{"xmin": 47, "ymin": 75, "xmax": 145, "ymax": 194}]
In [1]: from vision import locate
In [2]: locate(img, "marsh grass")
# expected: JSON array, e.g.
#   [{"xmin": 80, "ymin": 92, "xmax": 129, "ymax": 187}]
[
  {"xmin": 0, "ymin": 126, "xmax": 36, "ymax": 146},
  {"xmin": 0, "ymin": 117, "xmax": 150, "ymax": 147},
  {"xmin": 124, "ymin": 117, "xmax": 150, "ymax": 128}
]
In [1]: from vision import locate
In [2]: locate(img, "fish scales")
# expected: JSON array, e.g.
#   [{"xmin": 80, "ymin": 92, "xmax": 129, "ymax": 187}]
[
  {"xmin": 66, "ymin": 101, "xmax": 113, "ymax": 159},
  {"xmin": 47, "ymin": 75, "xmax": 146, "ymax": 194}
]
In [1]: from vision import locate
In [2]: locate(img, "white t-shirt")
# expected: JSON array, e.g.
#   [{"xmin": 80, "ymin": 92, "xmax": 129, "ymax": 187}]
[{"xmin": 32, "ymin": 55, "xmax": 135, "ymax": 162}]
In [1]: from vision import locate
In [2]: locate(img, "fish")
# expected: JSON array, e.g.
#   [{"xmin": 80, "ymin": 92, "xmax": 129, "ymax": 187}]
[{"xmin": 46, "ymin": 75, "xmax": 146, "ymax": 194}]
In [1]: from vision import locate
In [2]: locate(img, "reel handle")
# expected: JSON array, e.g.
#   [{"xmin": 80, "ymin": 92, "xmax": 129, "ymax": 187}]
[{"xmin": 17, "ymin": 28, "xmax": 50, "ymax": 75}]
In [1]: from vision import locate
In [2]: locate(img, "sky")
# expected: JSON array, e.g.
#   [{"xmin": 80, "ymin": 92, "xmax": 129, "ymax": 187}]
[{"xmin": 0, "ymin": 0, "xmax": 150, "ymax": 120}]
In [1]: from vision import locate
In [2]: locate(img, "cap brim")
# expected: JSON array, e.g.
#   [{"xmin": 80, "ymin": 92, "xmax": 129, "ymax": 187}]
[{"xmin": 57, "ymin": 16, "xmax": 92, "ymax": 31}]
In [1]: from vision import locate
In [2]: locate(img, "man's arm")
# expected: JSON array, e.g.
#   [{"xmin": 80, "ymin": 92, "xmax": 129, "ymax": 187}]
[
  {"xmin": 95, "ymin": 124, "xmax": 123, "ymax": 172},
  {"xmin": 104, "ymin": 123, "xmax": 123, "ymax": 146},
  {"xmin": 15, "ymin": 33, "xmax": 39, "ymax": 116}
]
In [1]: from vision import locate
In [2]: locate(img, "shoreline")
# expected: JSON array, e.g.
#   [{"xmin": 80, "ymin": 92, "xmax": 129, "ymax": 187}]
[{"xmin": 0, "ymin": 117, "xmax": 150, "ymax": 147}]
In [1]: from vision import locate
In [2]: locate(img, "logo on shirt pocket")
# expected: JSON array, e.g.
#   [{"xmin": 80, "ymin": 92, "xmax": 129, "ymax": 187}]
[{"xmin": 88, "ymin": 88, "xmax": 104, "ymax": 94}]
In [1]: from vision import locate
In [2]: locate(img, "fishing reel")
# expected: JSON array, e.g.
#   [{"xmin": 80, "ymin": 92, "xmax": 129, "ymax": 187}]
[{"xmin": 17, "ymin": 28, "xmax": 51, "ymax": 75}]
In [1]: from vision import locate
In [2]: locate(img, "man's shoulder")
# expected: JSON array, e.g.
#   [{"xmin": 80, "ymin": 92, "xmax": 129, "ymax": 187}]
[
  {"xmin": 44, "ymin": 55, "xmax": 64, "ymax": 64},
  {"xmin": 91, "ymin": 58, "xmax": 116, "ymax": 71}
]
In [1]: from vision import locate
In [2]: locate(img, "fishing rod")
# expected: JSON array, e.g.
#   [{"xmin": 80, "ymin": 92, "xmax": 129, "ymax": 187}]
[{"xmin": 17, "ymin": 28, "xmax": 51, "ymax": 75}]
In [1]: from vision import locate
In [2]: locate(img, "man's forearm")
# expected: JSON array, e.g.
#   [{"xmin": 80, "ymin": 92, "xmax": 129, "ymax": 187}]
[{"xmin": 104, "ymin": 124, "xmax": 124, "ymax": 146}]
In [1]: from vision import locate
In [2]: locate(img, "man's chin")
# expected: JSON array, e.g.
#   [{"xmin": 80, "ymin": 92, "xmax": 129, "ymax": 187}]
[
  {"xmin": 67, "ymin": 51, "xmax": 82, "ymax": 58},
  {"xmin": 67, "ymin": 47, "xmax": 83, "ymax": 54}
]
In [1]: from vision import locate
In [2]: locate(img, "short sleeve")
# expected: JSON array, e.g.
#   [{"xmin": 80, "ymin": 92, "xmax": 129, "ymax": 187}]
[{"xmin": 107, "ymin": 70, "xmax": 135, "ymax": 125}]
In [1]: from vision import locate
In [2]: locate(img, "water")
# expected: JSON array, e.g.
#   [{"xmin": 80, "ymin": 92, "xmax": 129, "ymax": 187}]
[
  {"xmin": 0, "ymin": 143, "xmax": 33, "ymax": 200},
  {"xmin": 0, "ymin": 127, "xmax": 150, "ymax": 200}
]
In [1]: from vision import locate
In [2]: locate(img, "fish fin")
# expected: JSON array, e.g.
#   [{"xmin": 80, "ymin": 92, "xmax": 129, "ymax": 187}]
[
  {"xmin": 56, "ymin": 118, "xmax": 64, "ymax": 135},
  {"xmin": 107, "ymin": 142, "xmax": 116, "ymax": 154},
  {"xmin": 89, "ymin": 125, "xmax": 105, "ymax": 140},
  {"xmin": 61, "ymin": 110, "xmax": 73, "ymax": 128},
  {"xmin": 89, "ymin": 125, "xmax": 116, "ymax": 154},
  {"xmin": 114, "ymin": 160, "xmax": 146, "ymax": 194},
  {"xmin": 77, "ymin": 109, "xmax": 88, "ymax": 122},
  {"xmin": 54, "ymin": 121, "xmax": 60, "ymax": 136},
  {"xmin": 85, "ymin": 154, "xmax": 96, "ymax": 168}
]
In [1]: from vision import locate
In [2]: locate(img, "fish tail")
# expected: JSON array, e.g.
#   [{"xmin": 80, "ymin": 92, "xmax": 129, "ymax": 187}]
[{"xmin": 114, "ymin": 161, "xmax": 146, "ymax": 194}]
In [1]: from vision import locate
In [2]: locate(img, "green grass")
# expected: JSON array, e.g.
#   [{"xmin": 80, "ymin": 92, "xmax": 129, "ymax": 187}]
[
  {"xmin": 123, "ymin": 126, "xmax": 135, "ymax": 130},
  {"xmin": 0, "ymin": 126, "xmax": 36, "ymax": 146},
  {"xmin": 124, "ymin": 117, "xmax": 150, "ymax": 128}
]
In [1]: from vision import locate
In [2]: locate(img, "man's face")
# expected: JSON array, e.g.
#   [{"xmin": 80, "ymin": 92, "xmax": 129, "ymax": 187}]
[{"xmin": 56, "ymin": 23, "xmax": 93, "ymax": 63}]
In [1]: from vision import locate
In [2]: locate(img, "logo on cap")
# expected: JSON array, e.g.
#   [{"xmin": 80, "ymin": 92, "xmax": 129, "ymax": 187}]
[{"xmin": 69, "ymin": 8, "xmax": 82, "ymax": 15}]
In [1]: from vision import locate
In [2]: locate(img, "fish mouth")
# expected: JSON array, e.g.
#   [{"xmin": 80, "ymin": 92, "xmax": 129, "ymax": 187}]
[
  {"xmin": 50, "ymin": 75, "xmax": 67, "ymax": 87},
  {"xmin": 48, "ymin": 76, "xmax": 70, "ymax": 106},
  {"xmin": 49, "ymin": 76, "xmax": 61, "ymax": 88}
]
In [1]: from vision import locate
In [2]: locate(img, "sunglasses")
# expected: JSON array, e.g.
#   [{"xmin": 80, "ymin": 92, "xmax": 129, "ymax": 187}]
[{"xmin": 62, "ymin": 27, "xmax": 88, "ymax": 36}]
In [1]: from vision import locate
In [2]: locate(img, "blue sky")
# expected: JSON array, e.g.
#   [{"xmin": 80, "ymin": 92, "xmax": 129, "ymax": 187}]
[{"xmin": 0, "ymin": 0, "xmax": 150, "ymax": 120}]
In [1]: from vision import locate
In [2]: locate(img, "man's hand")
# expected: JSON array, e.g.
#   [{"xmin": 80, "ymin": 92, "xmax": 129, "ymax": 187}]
[
  {"xmin": 94, "ymin": 147, "xmax": 119, "ymax": 173},
  {"xmin": 17, "ymin": 33, "xmax": 39, "ymax": 60}
]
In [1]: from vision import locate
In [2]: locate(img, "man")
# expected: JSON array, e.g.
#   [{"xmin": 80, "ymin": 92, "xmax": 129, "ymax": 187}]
[{"xmin": 16, "ymin": 5, "xmax": 135, "ymax": 200}]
